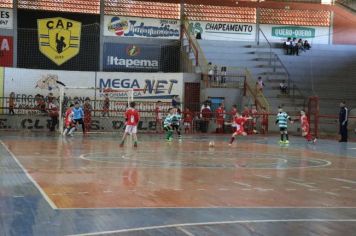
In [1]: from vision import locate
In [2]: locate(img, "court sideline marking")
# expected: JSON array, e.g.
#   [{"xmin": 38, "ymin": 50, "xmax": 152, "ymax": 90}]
[
  {"xmin": 67, "ymin": 218, "xmax": 356, "ymax": 236},
  {"xmin": 0, "ymin": 140, "xmax": 57, "ymax": 209}
]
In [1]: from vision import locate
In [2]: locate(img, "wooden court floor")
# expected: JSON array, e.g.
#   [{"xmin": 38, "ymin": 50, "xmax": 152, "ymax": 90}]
[{"xmin": 1, "ymin": 132, "xmax": 356, "ymax": 235}]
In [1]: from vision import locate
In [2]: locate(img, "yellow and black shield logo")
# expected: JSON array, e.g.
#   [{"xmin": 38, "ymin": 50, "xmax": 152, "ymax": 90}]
[{"xmin": 38, "ymin": 17, "xmax": 81, "ymax": 66}]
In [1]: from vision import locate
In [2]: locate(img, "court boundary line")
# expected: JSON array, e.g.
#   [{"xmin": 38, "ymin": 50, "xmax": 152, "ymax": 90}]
[
  {"xmin": 0, "ymin": 140, "xmax": 58, "ymax": 210},
  {"xmin": 59, "ymin": 206, "xmax": 356, "ymax": 210},
  {"xmin": 66, "ymin": 218, "xmax": 356, "ymax": 236}
]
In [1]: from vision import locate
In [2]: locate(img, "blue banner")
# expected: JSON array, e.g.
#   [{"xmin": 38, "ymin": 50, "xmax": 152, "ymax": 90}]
[{"xmin": 103, "ymin": 43, "xmax": 160, "ymax": 72}]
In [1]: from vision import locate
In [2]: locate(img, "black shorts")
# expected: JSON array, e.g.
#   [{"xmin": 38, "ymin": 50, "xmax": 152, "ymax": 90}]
[
  {"xmin": 172, "ymin": 124, "xmax": 180, "ymax": 130},
  {"xmin": 280, "ymin": 127, "xmax": 287, "ymax": 132},
  {"xmin": 74, "ymin": 118, "xmax": 84, "ymax": 125}
]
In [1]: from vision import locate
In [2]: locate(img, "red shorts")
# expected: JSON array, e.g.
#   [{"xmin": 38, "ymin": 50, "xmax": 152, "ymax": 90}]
[
  {"xmin": 233, "ymin": 128, "xmax": 244, "ymax": 136},
  {"xmin": 216, "ymin": 118, "xmax": 224, "ymax": 125}
]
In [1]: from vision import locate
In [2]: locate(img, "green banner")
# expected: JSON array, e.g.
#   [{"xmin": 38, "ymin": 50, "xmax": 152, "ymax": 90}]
[{"xmin": 272, "ymin": 26, "xmax": 316, "ymax": 38}]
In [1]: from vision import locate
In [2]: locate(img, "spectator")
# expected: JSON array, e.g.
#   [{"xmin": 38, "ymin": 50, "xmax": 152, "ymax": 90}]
[
  {"xmin": 304, "ymin": 40, "xmax": 311, "ymax": 50},
  {"xmin": 339, "ymin": 101, "xmax": 348, "ymax": 142},
  {"xmin": 251, "ymin": 105, "xmax": 259, "ymax": 134},
  {"xmin": 284, "ymin": 37, "xmax": 292, "ymax": 55},
  {"xmin": 208, "ymin": 62, "xmax": 213, "ymax": 82},
  {"xmin": 9, "ymin": 92, "xmax": 15, "ymax": 115},
  {"xmin": 292, "ymin": 38, "xmax": 299, "ymax": 56},
  {"xmin": 213, "ymin": 65, "xmax": 218, "ymax": 83},
  {"xmin": 298, "ymin": 39, "xmax": 306, "ymax": 52},
  {"xmin": 220, "ymin": 66, "xmax": 227, "ymax": 84},
  {"xmin": 256, "ymin": 77, "xmax": 265, "ymax": 95},
  {"xmin": 280, "ymin": 80, "xmax": 288, "ymax": 94},
  {"xmin": 196, "ymin": 32, "xmax": 202, "ymax": 40}
]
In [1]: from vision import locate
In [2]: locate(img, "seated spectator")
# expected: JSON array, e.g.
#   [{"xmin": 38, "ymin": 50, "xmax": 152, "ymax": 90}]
[
  {"xmin": 304, "ymin": 40, "xmax": 311, "ymax": 50},
  {"xmin": 292, "ymin": 38, "xmax": 299, "ymax": 56},
  {"xmin": 298, "ymin": 39, "xmax": 306, "ymax": 52},
  {"xmin": 280, "ymin": 80, "xmax": 288, "ymax": 94}
]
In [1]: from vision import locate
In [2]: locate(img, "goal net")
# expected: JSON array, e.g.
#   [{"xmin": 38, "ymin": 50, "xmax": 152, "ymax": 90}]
[{"xmin": 59, "ymin": 86, "xmax": 172, "ymax": 133}]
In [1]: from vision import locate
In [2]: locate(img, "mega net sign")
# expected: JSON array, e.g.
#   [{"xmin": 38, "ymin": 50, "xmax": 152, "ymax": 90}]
[
  {"xmin": 103, "ymin": 43, "xmax": 160, "ymax": 72},
  {"xmin": 96, "ymin": 72, "xmax": 183, "ymax": 100},
  {"xmin": 104, "ymin": 15, "xmax": 180, "ymax": 39},
  {"xmin": 260, "ymin": 24, "xmax": 330, "ymax": 44},
  {"xmin": 189, "ymin": 21, "xmax": 256, "ymax": 41}
]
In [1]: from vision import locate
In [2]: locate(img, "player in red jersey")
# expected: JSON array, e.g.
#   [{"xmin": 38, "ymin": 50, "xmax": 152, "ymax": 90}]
[
  {"xmin": 260, "ymin": 107, "xmax": 269, "ymax": 134},
  {"xmin": 298, "ymin": 110, "xmax": 317, "ymax": 143},
  {"xmin": 63, "ymin": 104, "xmax": 75, "ymax": 136},
  {"xmin": 83, "ymin": 97, "xmax": 92, "ymax": 134},
  {"xmin": 155, "ymin": 101, "xmax": 163, "ymax": 133},
  {"xmin": 183, "ymin": 108, "xmax": 193, "ymax": 133},
  {"xmin": 228, "ymin": 112, "xmax": 252, "ymax": 145},
  {"xmin": 120, "ymin": 101, "xmax": 140, "ymax": 148},
  {"xmin": 230, "ymin": 105, "xmax": 238, "ymax": 133},
  {"xmin": 215, "ymin": 103, "xmax": 225, "ymax": 133}
]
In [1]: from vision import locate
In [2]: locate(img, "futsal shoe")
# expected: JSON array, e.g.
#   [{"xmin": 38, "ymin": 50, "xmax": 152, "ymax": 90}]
[
  {"xmin": 119, "ymin": 142, "xmax": 124, "ymax": 147},
  {"xmin": 313, "ymin": 138, "xmax": 317, "ymax": 144},
  {"xmin": 284, "ymin": 140, "xmax": 290, "ymax": 144},
  {"xmin": 279, "ymin": 140, "xmax": 284, "ymax": 144},
  {"xmin": 134, "ymin": 142, "xmax": 138, "ymax": 148}
]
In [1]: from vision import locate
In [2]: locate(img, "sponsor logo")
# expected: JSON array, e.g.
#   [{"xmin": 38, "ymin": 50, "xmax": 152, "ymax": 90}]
[
  {"xmin": 126, "ymin": 45, "xmax": 140, "ymax": 57},
  {"xmin": 37, "ymin": 17, "xmax": 81, "ymax": 65},
  {"xmin": 106, "ymin": 56, "xmax": 158, "ymax": 69},
  {"xmin": 189, "ymin": 22, "xmax": 253, "ymax": 35},
  {"xmin": 107, "ymin": 16, "xmax": 128, "ymax": 36},
  {"xmin": 272, "ymin": 26, "xmax": 316, "ymax": 38},
  {"xmin": 107, "ymin": 16, "xmax": 179, "ymax": 38}
]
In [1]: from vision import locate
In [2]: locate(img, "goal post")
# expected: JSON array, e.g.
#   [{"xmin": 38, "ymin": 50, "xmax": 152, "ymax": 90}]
[{"xmin": 58, "ymin": 86, "xmax": 173, "ymax": 134}]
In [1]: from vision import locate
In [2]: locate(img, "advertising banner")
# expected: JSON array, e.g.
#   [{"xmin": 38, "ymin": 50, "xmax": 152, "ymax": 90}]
[
  {"xmin": 188, "ymin": 21, "xmax": 256, "ymax": 41},
  {"xmin": 4, "ymin": 68, "xmax": 96, "ymax": 100},
  {"xmin": 18, "ymin": 9, "xmax": 100, "ymax": 71},
  {"xmin": 0, "ymin": 8, "xmax": 13, "ymax": 29},
  {"xmin": 37, "ymin": 17, "xmax": 81, "ymax": 66},
  {"xmin": 103, "ymin": 43, "xmax": 160, "ymax": 72},
  {"xmin": 96, "ymin": 72, "xmax": 183, "ymax": 100},
  {"xmin": 259, "ymin": 24, "xmax": 330, "ymax": 44},
  {"xmin": 0, "ymin": 36, "xmax": 13, "ymax": 67},
  {"xmin": 104, "ymin": 15, "xmax": 180, "ymax": 39}
]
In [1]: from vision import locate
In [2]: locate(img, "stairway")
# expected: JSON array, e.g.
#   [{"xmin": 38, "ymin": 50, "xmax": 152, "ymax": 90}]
[{"xmin": 198, "ymin": 40, "xmax": 305, "ymax": 117}]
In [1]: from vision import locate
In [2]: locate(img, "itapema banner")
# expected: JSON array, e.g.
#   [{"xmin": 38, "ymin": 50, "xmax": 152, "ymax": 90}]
[
  {"xmin": 104, "ymin": 15, "xmax": 180, "ymax": 39},
  {"xmin": 259, "ymin": 24, "xmax": 330, "ymax": 44},
  {"xmin": 103, "ymin": 43, "xmax": 160, "ymax": 72},
  {"xmin": 0, "ymin": 8, "xmax": 13, "ymax": 29},
  {"xmin": 188, "ymin": 21, "xmax": 256, "ymax": 41}
]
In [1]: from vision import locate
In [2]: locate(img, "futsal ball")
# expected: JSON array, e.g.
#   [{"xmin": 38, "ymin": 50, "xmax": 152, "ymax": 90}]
[{"xmin": 209, "ymin": 141, "xmax": 215, "ymax": 147}]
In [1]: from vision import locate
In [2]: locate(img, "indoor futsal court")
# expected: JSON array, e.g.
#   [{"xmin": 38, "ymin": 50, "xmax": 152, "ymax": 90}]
[
  {"xmin": 1, "ymin": 132, "xmax": 356, "ymax": 235},
  {"xmin": 2, "ymin": 0, "xmax": 356, "ymax": 235}
]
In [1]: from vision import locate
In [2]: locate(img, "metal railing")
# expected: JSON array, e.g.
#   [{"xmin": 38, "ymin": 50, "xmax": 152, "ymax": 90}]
[{"xmin": 182, "ymin": 18, "xmax": 270, "ymax": 112}]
